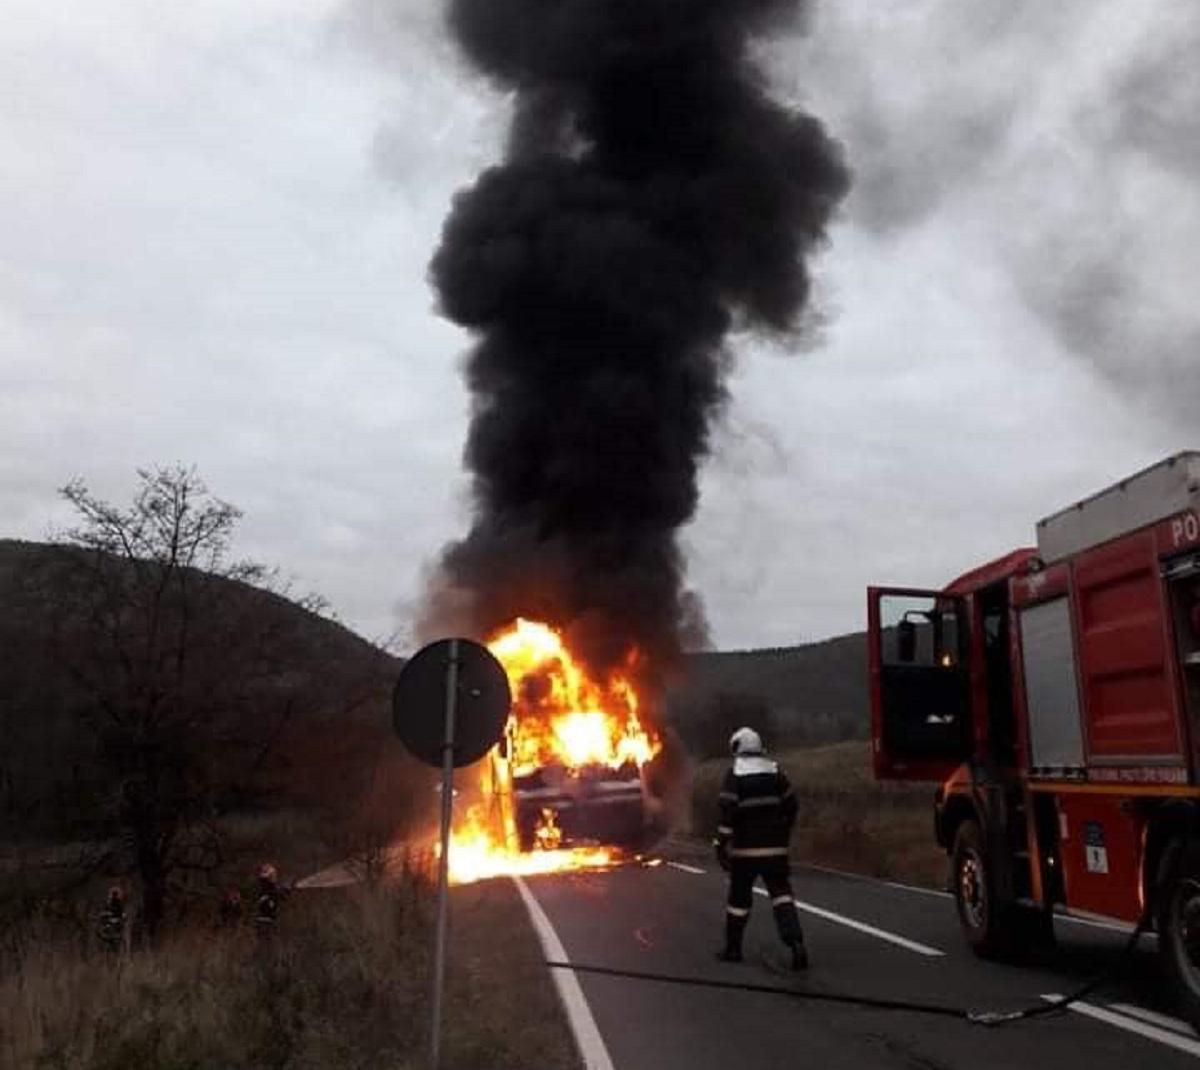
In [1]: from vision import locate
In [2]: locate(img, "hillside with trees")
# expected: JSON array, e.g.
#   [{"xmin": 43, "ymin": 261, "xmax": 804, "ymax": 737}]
[
  {"xmin": 667, "ymin": 633, "xmax": 868, "ymax": 758},
  {"xmin": 0, "ymin": 464, "xmax": 869, "ymax": 934},
  {"xmin": 0, "ymin": 538, "xmax": 404, "ymax": 833},
  {"xmin": 0, "ymin": 469, "xmax": 424, "ymax": 936},
  {"xmin": 3, "ymin": 518, "xmax": 868, "ymax": 831}
]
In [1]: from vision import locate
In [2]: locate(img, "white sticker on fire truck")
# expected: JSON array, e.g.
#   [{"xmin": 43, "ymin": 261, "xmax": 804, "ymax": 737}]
[
  {"xmin": 1171, "ymin": 511, "xmax": 1200, "ymax": 548},
  {"xmin": 1084, "ymin": 821, "xmax": 1109, "ymax": 875}
]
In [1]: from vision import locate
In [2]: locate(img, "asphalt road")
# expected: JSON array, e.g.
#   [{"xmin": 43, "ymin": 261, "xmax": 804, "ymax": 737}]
[{"xmin": 519, "ymin": 848, "xmax": 1200, "ymax": 1069}]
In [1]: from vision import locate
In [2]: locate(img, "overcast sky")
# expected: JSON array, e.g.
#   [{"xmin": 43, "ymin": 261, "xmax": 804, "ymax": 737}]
[{"xmin": 3, "ymin": 0, "xmax": 1196, "ymax": 652}]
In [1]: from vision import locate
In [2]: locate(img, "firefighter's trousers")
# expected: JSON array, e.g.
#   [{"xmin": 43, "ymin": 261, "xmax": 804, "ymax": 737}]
[{"xmin": 724, "ymin": 856, "xmax": 804, "ymax": 951}]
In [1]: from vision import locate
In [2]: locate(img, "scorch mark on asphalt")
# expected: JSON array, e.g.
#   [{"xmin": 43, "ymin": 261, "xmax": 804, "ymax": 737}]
[{"xmin": 633, "ymin": 926, "xmax": 656, "ymax": 949}]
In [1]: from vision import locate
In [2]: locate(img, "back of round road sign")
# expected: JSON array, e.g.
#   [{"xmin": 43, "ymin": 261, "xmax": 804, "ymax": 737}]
[
  {"xmin": 392, "ymin": 637, "xmax": 512, "ymax": 1068},
  {"xmin": 392, "ymin": 638, "xmax": 511, "ymax": 768}
]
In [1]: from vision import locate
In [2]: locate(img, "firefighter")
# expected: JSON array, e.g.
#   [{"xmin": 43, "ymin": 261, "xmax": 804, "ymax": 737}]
[
  {"xmin": 98, "ymin": 884, "xmax": 126, "ymax": 953},
  {"xmin": 219, "ymin": 885, "xmax": 243, "ymax": 928},
  {"xmin": 254, "ymin": 862, "xmax": 280, "ymax": 932},
  {"xmin": 714, "ymin": 727, "xmax": 808, "ymax": 969}
]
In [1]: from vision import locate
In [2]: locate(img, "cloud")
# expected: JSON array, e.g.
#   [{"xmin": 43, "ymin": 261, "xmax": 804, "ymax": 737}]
[
  {"xmin": 777, "ymin": 1, "xmax": 1200, "ymax": 424},
  {"xmin": 0, "ymin": 0, "xmax": 1194, "ymax": 652},
  {"xmin": 1004, "ymin": 10, "xmax": 1200, "ymax": 422},
  {"xmin": 0, "ymin": 0, "xmax": 478, "ymax": 644}
]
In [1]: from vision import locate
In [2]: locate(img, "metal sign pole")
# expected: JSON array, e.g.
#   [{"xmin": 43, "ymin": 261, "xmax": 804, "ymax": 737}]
[{"xmin": 430, "ymin": 638, "xmax": 460, "ymax": 1069}]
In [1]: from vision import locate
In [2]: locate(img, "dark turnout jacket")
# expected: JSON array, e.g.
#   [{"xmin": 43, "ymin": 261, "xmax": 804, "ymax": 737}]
[{"xmin": 716, "ymin": 755, "xmax": 797, "ymax": 858}]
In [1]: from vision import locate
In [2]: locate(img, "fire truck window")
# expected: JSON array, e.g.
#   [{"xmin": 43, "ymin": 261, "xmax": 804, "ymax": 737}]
[
  {"xmin": 878, "ymin": 594, "xmax": 971, "ymax": 761},
  {"xmin": 880, "ymin": 595, "xmax": 961, "ymax": 668}
]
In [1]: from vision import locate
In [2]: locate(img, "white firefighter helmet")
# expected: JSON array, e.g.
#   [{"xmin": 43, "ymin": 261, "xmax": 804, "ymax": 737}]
[{"xmin": 729, "ymin": 727, "xmax": 764, "ymax": 756}]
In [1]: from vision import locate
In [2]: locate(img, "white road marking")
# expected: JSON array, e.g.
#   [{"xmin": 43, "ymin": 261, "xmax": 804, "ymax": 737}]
[
  {"xmin": 1056, "ymin": 915, "xmax": 1125, "ymax": 932},
  {"xmin": 797, "ymin": 861, "xmax": 950, "ymax": 898},
  {"xmin": 751, "ymin": 887, "xmax": 945, "ymax": 957},
  {"xmin": 1041, "ymin": 995, "xmax": 1200, "ymax": 1057},
  {"xmin": 675, "ymin": 856, "xmax": 1154, "ymax": 952},
  {"xmin": 665, "ymin": 861, "xmax": 706, "ymax": 875},
  {"xmin": 776, "ymin": 861, "xmax": 1154, "ymax": 935},
  {"xmin": 1054, "ymin": 912, "xmax": 1157, "ymax": 940},
  {"xmin": 513, "ymin": 876, "xmax": 615, "ymax": 1070},
  {"xmin": 796, "ymin": 858, "xmax": 945, "ymax": 892},
  {"xmin": 883, "ymin": 880, "xmax": 952, "ymax": 899},
  {"xmin": 1108, "ymin": 1002, "xmax": 1195, "ymax": 1036},
  {"xmin": 805, "ymin": 861, "xmax": 1154, "ymax": 938},
  {"xmin": 800, "ymin": 860, "xmax": 1158, "ymax": 929}
]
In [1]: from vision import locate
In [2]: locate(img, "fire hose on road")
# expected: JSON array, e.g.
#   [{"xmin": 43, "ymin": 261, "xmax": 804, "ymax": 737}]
[{"xmin": 544, "ymin": 883, "xmax": 1162, "ymax": 1029}]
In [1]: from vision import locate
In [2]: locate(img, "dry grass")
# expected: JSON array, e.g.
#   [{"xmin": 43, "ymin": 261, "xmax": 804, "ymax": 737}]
[
  {"xmin": 1, "ymin": 872, "xmax": 578, "ymax": 1070},
  {"xmin": 692, "ymin": 740, "xmax": 948, "ymax": 888},
  {"xmin": 0, "ymin": 809, "xmax": 356, "ymax": 939}
]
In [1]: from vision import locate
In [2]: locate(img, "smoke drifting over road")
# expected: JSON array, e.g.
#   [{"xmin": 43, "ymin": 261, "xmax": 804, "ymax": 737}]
[{"xmin": 425, "ymin": 0, "xmax": 848, "ymax": 680}]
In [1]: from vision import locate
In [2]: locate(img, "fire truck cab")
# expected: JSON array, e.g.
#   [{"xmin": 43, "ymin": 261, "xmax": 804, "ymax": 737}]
[{"xmin": 870, "ymin": 452, "xmax": 1200, "ymax": 1026}]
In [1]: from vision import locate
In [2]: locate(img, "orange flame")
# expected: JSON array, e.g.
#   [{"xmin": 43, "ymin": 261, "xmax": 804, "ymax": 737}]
[
  {"xmin": 446, "ymin": 803, "xmax": 617, "ymax": 884},
  {"xmin": 534, "ymin": 808, "xmax": 563, "ymax": 851},
  {"xmin": 443, "ymin": 618, "xmax": 659, "ymax": 885},
  {"xmin": 489, "ymin": 618, "xmax": 659, "ymax": 775}
]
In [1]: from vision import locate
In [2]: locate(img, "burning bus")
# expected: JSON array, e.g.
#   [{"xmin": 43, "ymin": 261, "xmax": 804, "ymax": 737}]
[
  {"xmin": 490, "ymin": 618, "xmax": 658, "ymax": 851},
  {"xmin": 444, "ymin": 618, "xmax": 662, "ymax": 883}
]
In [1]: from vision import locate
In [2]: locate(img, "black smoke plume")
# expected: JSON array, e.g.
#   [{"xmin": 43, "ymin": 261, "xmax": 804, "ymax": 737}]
[{"xmin": 425, "ymin": 0, "xmax": 849, "ymax": 684}]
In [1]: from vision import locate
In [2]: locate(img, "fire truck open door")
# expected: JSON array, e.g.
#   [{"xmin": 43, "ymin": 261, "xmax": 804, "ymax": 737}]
[{"xmin": 868, "ymin": 587, "xmax": 973, "ymax": 780}]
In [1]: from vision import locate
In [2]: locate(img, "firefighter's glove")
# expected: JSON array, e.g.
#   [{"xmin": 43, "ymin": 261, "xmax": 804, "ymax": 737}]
[{"xmin": 713, "ymin": 839, "xmax": 731, "ymax": 872}]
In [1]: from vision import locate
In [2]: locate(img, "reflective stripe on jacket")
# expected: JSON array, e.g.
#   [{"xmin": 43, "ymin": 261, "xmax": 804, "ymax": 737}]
[{"xmin": 716, "ymin": 755, "xmax": 796, "ymax": 858}]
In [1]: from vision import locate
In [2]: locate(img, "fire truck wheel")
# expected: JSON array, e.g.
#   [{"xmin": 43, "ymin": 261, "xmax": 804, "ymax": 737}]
[
  {"xmin": 952, "ymin": 819, "xmax": 1013, "ymax": 959},
  {"xmin": 1157, "ymin": 839, "xmax": 1200, "ymax": 1030}
]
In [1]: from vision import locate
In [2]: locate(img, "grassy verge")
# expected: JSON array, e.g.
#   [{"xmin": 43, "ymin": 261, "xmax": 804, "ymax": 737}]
[
  {"xmin": 2, "ymin": 872, "xmax": 578, "ymax": 1070},
  {"xmin": 692, "ymin": 740, "xmax": 947, "ymax": 889}
]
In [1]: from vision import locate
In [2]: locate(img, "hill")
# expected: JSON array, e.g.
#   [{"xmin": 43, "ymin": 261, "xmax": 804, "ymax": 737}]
[
  {"xmin": 0, "ymin": 537, "xmax": 868, "ymax": 830},
  {"xmin": 666, "ymin": 632, "xmax": 868, "ymax": 757},
  {"xmin": 0, "ymin": 539, "xmax": 412, "ymax": 838}
]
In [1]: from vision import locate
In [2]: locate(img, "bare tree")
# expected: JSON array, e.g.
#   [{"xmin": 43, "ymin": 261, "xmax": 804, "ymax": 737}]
[{"xmin": 37, "ymin": 465, "xmax": 327, "ymax": 939}]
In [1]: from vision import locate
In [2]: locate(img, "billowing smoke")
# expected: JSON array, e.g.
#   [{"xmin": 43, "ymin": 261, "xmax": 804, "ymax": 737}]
[{"xmin": 424, "ymin": 0, "xmax": 849, "ymax": 684}]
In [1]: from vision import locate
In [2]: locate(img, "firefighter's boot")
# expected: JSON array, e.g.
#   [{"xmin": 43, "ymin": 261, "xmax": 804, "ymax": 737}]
[
  {"xmin": 789, "ymin": 937, "xmax": 810, "ymax": 971},
  {"xmin": 716, "ymin": 911, "xmax": 747, "ymax": 963},
  {"xmin": 771, "ymin": 896, "xmax": 807, "ymax": 969}
]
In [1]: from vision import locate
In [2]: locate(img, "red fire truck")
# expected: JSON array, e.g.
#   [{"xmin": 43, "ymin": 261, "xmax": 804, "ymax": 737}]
[{"xmin": 869, "ymin": 452, "xmax": 1200, "ymax": 1025}]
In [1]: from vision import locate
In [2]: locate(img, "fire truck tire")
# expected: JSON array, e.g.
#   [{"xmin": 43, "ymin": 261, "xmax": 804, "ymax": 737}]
[
  {"xmin": 1156, "ymin": 838, "xmax": 1200, "ymax": 1030},
  {"xmin": 952, "ymin": 819, "xmax": 1015, "ymax": 959}
]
